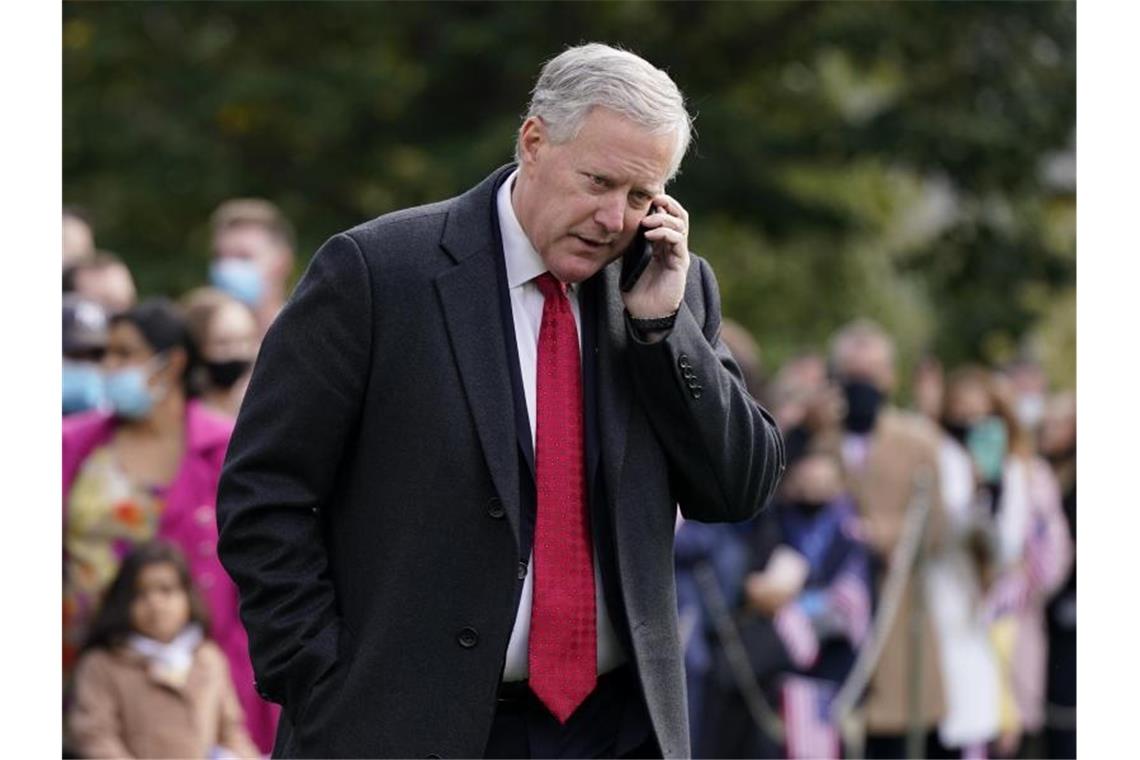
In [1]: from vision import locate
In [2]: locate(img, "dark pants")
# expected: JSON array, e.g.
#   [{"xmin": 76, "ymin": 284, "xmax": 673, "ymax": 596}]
[
  {"xmin": 483, "ymin": 666, "xmax": 659, "ymax": 759},
  {"xmin": 865, "ymin": 730, "xmax": 958, "ymax": 759}
]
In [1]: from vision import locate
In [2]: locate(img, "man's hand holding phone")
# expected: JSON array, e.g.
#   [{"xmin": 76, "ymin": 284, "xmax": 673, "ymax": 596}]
[{"xmin": 620, "ymin": 194, "xmax": 691, "ymax": 331}]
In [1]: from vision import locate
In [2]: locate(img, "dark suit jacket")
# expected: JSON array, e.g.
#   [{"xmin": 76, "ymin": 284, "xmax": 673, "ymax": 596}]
[{"xmin": 216, "ymin": 164, "xmax": 785, "ymax": 758}]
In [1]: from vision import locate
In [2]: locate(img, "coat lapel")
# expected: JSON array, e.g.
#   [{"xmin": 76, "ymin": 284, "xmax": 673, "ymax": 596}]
[
  {"xmin": 434, "ymin": 166, "xmax": 523, "ymax": 549},
  {"xmin": 595, "ymin": 260, "xmax": 634, "ymax": 517}
]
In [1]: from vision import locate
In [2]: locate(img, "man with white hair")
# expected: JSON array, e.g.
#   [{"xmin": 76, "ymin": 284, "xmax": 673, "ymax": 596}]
[{"xmin": 217, "ymin": 43, "xmax": 784, "ymax": 759}]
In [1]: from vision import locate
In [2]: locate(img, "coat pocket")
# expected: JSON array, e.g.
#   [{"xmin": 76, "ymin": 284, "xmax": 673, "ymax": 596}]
[{"xmin": 285, "ymin": 622, "xmax": 358, "ymax": 755}]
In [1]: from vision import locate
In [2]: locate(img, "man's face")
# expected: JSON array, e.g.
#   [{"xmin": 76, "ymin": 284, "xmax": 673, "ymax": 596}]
[
  {"xmin": 835, "ymin": 337, "xmax": 895, "ymax": 393},
  {"xmin": 74, "ymin": 264, "xmax": 136, "ymax": 314},
  {"xmin": 212, "ymin": 224, "xmax": 287, "ymax": 287},
  {"xmin": 514, "ymin": 107, "xmax": 675, "ymax": 284}
]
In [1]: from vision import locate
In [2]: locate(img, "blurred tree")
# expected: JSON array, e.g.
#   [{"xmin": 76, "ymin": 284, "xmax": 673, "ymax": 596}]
[{"xmin": 63, "ymin": 0, "xmax": 1075, "ymax": 388}]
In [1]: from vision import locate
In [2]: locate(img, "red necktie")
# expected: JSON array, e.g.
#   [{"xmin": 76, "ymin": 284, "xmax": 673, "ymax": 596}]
[{"xmin": 528, "ymin": 272, "xmax": 597, "ymax": 723}]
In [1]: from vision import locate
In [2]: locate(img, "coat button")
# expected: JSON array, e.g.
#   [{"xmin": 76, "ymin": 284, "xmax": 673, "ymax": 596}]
[
  {"xmin": 457, "ymin": 627, "xmax": 479, "ymax": 648},
  {"xmin": 517, "ymin": 561, "xmax": 528, "ymax": 580},
  {"xmin": 678, "ymin": 355, "xmax": 692, "ymax": 370},
  {"xmin": 486, "ymin": 498, "xmax": 505, "ymax": 519}
]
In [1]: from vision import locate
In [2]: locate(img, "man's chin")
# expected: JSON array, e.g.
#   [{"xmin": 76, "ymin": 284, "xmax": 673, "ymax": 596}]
[
  {"xmin": 550, "ymin": 258, "xmax": 606, "ymax": 284},
  {"xmin": 545, "ymin": 246, "xmax": 621, "ymax": 284}
]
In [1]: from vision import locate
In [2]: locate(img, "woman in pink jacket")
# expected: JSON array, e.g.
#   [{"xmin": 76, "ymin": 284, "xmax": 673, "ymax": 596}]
[{"xmin": 63, "ymin": 298, "xmax": 277, "ymax": 754}]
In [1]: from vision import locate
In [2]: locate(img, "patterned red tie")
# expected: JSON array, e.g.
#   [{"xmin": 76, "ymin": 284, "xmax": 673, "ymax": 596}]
[{"xmin": 528, "ymin": 272, "xmax": 597, "ymax": 723}]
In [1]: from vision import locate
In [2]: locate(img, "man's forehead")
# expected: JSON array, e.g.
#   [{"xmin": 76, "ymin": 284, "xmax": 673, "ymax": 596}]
[
  {"xmin": 570, "ymin": 109, "xmax": 675, "ymax": 188},
  {"xmin": 214, "ymin": 223, "xmax": 281, "ymax": 254}
]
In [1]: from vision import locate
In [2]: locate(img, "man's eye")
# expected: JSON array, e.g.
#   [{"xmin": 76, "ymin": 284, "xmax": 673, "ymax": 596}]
[{"xmin": 589, "ymin": 174, "xmax": 607, "ymax": 187}]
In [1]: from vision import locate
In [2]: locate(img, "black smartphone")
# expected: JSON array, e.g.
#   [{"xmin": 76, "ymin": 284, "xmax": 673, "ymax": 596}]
[{"xmin": 619, "ymin": 205, "xmax": 659, "ymax": 292}]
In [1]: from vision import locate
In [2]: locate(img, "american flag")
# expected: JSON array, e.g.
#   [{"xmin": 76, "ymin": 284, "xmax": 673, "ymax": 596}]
[
  {"xmin": 829, "ymin": 568, "xmax": 871, "ymax": 647},
  {"xmin": 774, "ymin": 605, "xmax": 819, "ymax": 669},
  {"xmin": 782, "ymin": 675, "xmax": 840, "ymax": 759}
]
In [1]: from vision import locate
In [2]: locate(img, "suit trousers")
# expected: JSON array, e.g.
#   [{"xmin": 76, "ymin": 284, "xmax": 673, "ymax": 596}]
[{"xmin": 482, "ymin": 665, "xmax": 659, "ymax": 759}]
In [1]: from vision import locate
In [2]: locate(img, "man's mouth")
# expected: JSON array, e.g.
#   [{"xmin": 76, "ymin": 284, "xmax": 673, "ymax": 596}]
[{"xmin": 572, "ymin": 234, "xmax": 612, "ymax": 249}]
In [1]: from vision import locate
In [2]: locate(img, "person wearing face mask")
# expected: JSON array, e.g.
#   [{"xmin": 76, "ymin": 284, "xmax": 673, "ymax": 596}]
[
  {"xmin": 61, "ymin": 299, "xmax": 278, "ymax": 756},
  {"xmin": 925, "ymin": 366, "xmax": 1009, "ymax": 759},
  {"xmin": 208, "ymin": 198, "xmax": 296, "ymax": 338},
  {"xmin": 938, "ymin": 369, "xmax": 1072, "ymax": 759},
  {"xmin": 701, "ymin": 443, "xmax": 872, "ymax": 760},
  {"xmin": 182, "ymin": 287, "xmax": 261, "ymax": 419},
  {"xmin": 821, "ymin": 319, "xmax": 948, "ymax": 759},
  {"xmin": 63, "ymin": 295, "xmax": 110, "ymax": 415}
]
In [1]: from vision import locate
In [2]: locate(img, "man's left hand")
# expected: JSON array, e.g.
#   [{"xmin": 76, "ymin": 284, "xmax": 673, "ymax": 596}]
[{"xmin": 622, "ymin": 194, "xmax": 690, "ymax": 319}]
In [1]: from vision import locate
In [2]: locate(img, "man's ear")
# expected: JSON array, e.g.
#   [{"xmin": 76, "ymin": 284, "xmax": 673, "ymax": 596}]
[{"xmin": 517, "ymin": 116, "xmax": 547, "ymax": 167}]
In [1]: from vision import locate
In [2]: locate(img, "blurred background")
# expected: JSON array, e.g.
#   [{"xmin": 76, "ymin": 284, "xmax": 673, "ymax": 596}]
[
  {"xmin": 63, "ymin": 0, "xmax": 1074, "ymax": 386},
  {"xmin": 61, "ymin": 2, "xmax": 1076, "ymax": 759}
]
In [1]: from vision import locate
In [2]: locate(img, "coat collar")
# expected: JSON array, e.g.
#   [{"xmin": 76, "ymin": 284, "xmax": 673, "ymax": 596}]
[
  {"xmin": 435, "ymin": 164, "xmax": 527, "ymax": 546},
  {"xmin": 439, "ymin": 164, "xmax": 517, "ymax": 265}
]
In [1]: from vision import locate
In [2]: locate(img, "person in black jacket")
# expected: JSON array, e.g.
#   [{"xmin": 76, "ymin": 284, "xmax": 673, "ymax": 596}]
[{"xmin": 216, "ymin": 42, "xmax": 784, "ymax": 759}]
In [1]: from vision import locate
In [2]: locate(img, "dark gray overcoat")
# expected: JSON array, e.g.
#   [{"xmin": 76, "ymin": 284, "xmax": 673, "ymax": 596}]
[{"xmin": 216, "ymin": 164, "xmax": 785, "ymax": 758}]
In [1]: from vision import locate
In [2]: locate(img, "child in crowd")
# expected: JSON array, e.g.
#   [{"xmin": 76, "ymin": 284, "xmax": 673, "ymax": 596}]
[{"xmin": 67, "ymin": 542, "xmax": 260, "ymax": 759}]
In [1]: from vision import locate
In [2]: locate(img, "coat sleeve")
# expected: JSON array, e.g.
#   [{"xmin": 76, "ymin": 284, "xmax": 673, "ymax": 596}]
[
  {"xmin": 625, "ymin": 256, "xmax": 785, "ymax": 523},
  {"xmin": 215, "ymin": 233, "xmax": 372, "ymax": 710},
  {"xmin": 68, "ymin": 653, "xmax": 135, "ymax": 759}
]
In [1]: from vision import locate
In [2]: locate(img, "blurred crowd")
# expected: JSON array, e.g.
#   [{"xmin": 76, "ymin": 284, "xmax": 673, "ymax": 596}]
[
  {"xmin": 677, "ymin": 323, "xmax": 1076, "ymax": 760},
  {"xmin": 61, "ymin": 201, "xmax": 293, "ymax": 758},
  {"xmin": 60, "ymin": 203, "xmax": 1076, "ymax": 760}
]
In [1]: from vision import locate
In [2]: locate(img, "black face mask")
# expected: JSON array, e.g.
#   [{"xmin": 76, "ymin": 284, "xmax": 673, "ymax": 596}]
[
  {"xmin": 789, "ymin": 498, "xmax": 829, "ymax": 515},
  {"xmin": 204, "ymin": 359, "xmax": 252, "ymax": 390},
  {"xmin": 842, "ymin": 379, "xmax": 884, "ymax": 434}
]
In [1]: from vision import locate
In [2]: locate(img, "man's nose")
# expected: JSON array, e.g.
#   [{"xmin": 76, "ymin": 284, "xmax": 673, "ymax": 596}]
[{"xmin": 593, "ymin": 194, "xmax": 625, "ymax": 234}]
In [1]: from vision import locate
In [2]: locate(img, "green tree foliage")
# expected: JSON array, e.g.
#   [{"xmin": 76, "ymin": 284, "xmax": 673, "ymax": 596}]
[{"xmin": 63, "ymin": 0, "xmax": 1075, "ymax": 387}]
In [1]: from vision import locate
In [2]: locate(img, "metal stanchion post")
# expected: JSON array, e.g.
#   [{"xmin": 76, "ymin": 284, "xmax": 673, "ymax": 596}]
[
  {"xmin": 831, "ymin": 467, "xmax": 934, "ymax": 759},
  {"xmin": 905, "ymin": 471, "xmax": 931, "ymax": 758},
  {"xmin": 693, "ymin": 561, "xmax": 786, "ymax": 747}
]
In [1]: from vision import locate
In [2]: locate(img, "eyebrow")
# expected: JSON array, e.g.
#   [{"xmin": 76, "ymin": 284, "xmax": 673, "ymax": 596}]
[{"xmin": 583, "ymin": 169, "xmax": 661, "ymax": 196}]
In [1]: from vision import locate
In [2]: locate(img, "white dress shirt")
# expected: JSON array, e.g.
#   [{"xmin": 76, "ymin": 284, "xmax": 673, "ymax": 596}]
[{"xmin": 496, "ymin": 170, "xmax": 626, "ymax": 682}]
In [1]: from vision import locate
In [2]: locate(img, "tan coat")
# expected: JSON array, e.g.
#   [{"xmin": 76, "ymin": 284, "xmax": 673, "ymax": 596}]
[
  {"xmin": 838, "ymin": 408, "xmax": 948, "ymax": 735},
  {"xmin": 68, "ymin": 640, "xmax": 260, "ymax": 759}
]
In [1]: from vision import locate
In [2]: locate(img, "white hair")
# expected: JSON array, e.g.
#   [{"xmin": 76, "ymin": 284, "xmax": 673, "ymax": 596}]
[{"xmin": 514, "ymin": 43, "xmax": 694, "ymax": 180}]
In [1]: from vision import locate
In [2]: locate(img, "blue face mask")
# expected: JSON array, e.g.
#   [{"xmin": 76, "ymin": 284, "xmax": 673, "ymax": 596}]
[
  {"xmin": 63, "ymin": 361, "xmax": 106, "ymax": 415},
  {"xmin": 104, "ymin": 358, "xmax": 167, "ymax": 421},
  {"xmin": 209, "ymin": 258, "xmax": 265, "ymax": 307}
]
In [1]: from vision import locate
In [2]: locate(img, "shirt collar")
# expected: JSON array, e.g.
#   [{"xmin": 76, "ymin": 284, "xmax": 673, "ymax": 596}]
[{"xmin": 496, "ymin": 169, "xmax": 573, "ymax": 292}]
